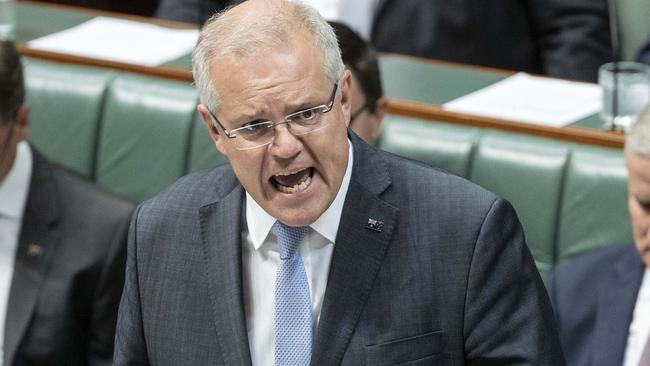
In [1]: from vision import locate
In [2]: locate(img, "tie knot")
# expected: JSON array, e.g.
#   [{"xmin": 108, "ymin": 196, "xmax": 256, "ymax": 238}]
[{"xmin": 272, "ymin": 221, "xmax": 308, "ymax": 260}]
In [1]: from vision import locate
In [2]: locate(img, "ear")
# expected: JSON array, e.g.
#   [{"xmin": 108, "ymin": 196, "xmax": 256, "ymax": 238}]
[
  {"xmin": 15, "ymin": 105, "xmax": 29, "ymax": 142},
  {"xmin": 339, "ymin": 69, "xmax": 353, "ymax": 127},
  {"xmin": 197, "ymin": 104, "xmax": 228, "ymax": 156}
]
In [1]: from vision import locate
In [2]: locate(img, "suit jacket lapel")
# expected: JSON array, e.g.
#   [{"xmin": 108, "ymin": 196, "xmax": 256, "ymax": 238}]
[
  {"xmin": 199, "ymin": 169, "xmax": 252, "ymax": 366},
  {"xmin": 312, "ymin": 134, "xmax": 398, "ymax": 365},
  {"xmin": 4, "ymin": 148, "xmax": 60, "ymax": 366},
  {"xmin": 593, "ymin": 245, "xmax": 644, "ymax": 365}
]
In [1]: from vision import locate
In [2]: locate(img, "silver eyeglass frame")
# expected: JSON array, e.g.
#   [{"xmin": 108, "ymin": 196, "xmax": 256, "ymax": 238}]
[{"xmin": 207, "ymin": 82, "xmax": 339, "ymax": 150}]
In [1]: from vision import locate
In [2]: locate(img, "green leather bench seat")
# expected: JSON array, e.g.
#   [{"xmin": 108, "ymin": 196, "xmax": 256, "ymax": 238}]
[
  {"xmin": 380, "ymin": 116, "xmax": 479, "ymax": 178},
  {"xmin": 557, "ymin": 146, "xmax": 631, "ymax": 260},
  {"xmin": 468, "ymin": 133, "xmax": 570, "ymax": 278},
  {"xmin": 23, "ymin": 58, "xmax": 632, "ymax": 277},
  {"xmin": 23, "ymin": 59, "xmax": 114, "ymax": 177},
  {"xmin": 95, "ymin": 74, "xmax": 199, "ymax": 202}
]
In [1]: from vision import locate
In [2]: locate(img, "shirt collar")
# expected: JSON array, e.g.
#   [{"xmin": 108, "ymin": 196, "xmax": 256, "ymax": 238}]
[
  {"xmin": 246, "ymin": 139, "xmax": 354, "ymax": 249},
  {"xmin": 0, "ymin": 142, "xmax": 33, "ymax": 220}
]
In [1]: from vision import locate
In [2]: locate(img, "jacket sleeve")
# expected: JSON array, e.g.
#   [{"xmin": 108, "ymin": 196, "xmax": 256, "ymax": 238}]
[
  {"xmin": 87, "ymin": 202, "xmax": 133, "ymax": 366},
  {"xmin": 527, "ymin": 0, "xmax": 612, "ymax": 82},
  {"xmin": 463, "ymin": 198, "xmax": 566, "ymax": 365},
  {"xmin": 113, "ymin": 206, "xmax": 151, "ymax": 366}
]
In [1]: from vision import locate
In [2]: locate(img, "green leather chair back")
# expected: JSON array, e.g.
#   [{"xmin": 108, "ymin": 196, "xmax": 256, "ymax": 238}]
[
  {"xmin": 469, "ymin": 132, "xmax": 570, "ymax": 278},
  {"xmin": 379, "ymin": 115, "xmax": 479, "ymax": 178},
  {"xmin": 95, "ymin": 74, "xmax": 198, "ymax": 202},
  {"xmin": 186, "ymin": 112, "xmax": 229, "ymax": 173},
  {"xmin": 379, "ymin": 56, "xmax": 504, "ymax": 104},
  {"xmin": 556, "ymin": 146, "xmax": 632, "ymax": 260},
  {"xmin": 24, "ymin": 59, "xmax": 114, "ymax": 177}
]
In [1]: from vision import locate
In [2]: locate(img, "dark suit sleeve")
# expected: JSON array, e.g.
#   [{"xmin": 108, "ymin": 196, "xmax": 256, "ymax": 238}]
[
  {"xmin": 527, "ymin": 0, "xmax": 612, "ymax": 82},
  {"xmin": 114, "ymin": 206, "xmax": 151, "ymax": 366},
  {"xmin": 155, "ymin": 0, "xmax": 232, "ymax": 24},
  {"xmin": 463, "ymin": 198, "xmax": 566, "ymax": 365},
  {"xmin": 87, "ymin": 209, "xmax": 131, "ymax": 366}
]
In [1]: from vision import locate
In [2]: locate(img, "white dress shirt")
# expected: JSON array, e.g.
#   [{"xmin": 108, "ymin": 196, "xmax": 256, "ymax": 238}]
[
  {"xmin": 299, "ymin": 0, "xmax": 379, "ymax": 40},
  {"xmin": 243, "ymin": 140, "xmax": 353, "ymax": 366},
  {"xmin": 623, "ymin": 268, "xmax": 650, "ymax": 366},
  {"xmin": 0, "ymin": 142, "xmax": 33, "ymax": 366}
]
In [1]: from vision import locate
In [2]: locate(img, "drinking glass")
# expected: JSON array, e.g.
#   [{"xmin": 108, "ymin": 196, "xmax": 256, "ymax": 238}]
[{"xmin": 598, "ymin": 61, "xmax": 650, "ymax": 133}]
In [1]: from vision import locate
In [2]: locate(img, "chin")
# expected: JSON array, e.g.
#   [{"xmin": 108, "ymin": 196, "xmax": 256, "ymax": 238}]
[{"xmin": 275, "ymin": 210, "xmax": 321, "ymax": 227}]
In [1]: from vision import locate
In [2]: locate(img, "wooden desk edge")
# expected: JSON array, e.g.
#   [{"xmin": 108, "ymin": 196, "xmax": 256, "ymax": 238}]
[
  {"xmin": 18, "ymin": 45, "xmax": 194, "ymax": 82},
  {"xmin": 18, "ymin": 47, "xmax": 623, "ymax": 149},
  {"xmin": 388, "ymin": 99, "xmax": 625, "ymax": 149}
]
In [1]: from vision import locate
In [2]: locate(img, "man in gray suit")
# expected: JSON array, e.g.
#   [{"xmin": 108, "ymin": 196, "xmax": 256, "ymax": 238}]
[
  {"xmin": 114, "ymin": 0, "xmax": 565, "ymax": 364},
  {"xmin": 0, "ymin": 40, "xmax": 133, "ymax": 366}
]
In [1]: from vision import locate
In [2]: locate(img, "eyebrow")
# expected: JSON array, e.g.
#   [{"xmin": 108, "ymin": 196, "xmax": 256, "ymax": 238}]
[
  {"xmin": 285, "ymin": 98, "xmax": 323, "ymax": 114},
  {"xmin": 230, "ymin": 86, "xmax": 333, "ymax": 125}
]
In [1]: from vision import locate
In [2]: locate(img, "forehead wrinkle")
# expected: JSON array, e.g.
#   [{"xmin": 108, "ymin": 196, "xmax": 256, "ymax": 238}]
[{"xmin": 218, "ymin": 68, "xmax": 329, "ymax": 122}]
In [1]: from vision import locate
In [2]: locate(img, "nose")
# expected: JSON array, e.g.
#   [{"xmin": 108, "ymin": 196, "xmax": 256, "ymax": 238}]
[{"xmin": 269, "ymin": 123, "xmax": 303, "ymax": 158}]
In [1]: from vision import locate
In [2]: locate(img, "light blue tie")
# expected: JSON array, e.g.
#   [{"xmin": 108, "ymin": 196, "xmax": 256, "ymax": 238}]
[{"xmin": 273, "ymin": 221, "xmax": 312, "ymax": 366}]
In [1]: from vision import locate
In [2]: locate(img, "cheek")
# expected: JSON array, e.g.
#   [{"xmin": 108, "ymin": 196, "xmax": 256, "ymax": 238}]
[
  {"xmin": 229, "ymin": 153, "xmax": 265, "ymax": 188},
  {"xmin": 630, "ymin": 204, "xmax": 650, "ymax": 238}
]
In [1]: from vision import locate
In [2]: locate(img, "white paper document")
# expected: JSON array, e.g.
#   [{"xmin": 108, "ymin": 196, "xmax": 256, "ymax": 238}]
[
  {"xmin": 443, "ymin": 73, "xmax": 602, "ymax": 127},
  {"xmin": 27, "ymin": 17, "xmax": 199, "ymax": 67}
]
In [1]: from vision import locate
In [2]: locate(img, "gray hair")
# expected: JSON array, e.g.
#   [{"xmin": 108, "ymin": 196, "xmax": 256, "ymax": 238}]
[
  {"xmin": 626, "ymin": 104, "xmax": 650, "ymax": 157},
  {"xmin": 192, "ymin": 0, "xmax": 344, "ymax": 114}
]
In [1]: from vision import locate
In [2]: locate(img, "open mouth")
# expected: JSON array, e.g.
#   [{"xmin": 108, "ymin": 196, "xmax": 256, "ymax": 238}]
[{"xmin": 272, "ymin": 168, "xmax": 314, "ymax": 194}]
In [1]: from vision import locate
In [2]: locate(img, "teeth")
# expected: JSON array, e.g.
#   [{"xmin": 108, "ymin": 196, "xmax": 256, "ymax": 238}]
[
  {"xmin": 278, "ymin": 176, "xmax": 312, "ymax": 193},
  {"xmin": 274, "ymin": 168, "xmax": 305, "ymax": 177}
]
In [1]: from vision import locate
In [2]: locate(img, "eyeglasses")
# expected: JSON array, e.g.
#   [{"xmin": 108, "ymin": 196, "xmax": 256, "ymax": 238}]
[{"xmin": 208, "ymin": 83, "xmax": 339, "ymax": 150}]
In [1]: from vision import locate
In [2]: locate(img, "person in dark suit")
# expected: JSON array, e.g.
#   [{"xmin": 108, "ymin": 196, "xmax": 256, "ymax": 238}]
[
  {"xmin": 115, "ymin": 1, "xmax": 564, "ymax": 364},
  {"xmin": 329, "ymin": 21, "xmax": 386, "ymax": 147},
  {"xmin": 0, "ymin": 40, "xmax": 134, "ymax": 366},
  {"xmin": 549, "ymin": 105, "xmax": 650, "ymax": 366},
  {"xmin": 156, "ymin": 0, "xmax": 612, "ymax": 82}
]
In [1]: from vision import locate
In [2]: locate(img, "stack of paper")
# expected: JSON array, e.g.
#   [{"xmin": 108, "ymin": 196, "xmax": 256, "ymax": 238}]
[
  {"xmin": 28, "ymin": 17, "xmax": 200, "ymax": 67},
  {"xmin": 443, "ymin": 73, "xmax": 602, "ymax": 127}
]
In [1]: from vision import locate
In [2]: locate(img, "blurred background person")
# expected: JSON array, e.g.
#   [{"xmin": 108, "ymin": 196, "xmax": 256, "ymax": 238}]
[
  {"xmin": 0, "ymin": 40, "xmax": 133, "ymax": 366},
  {"xmin": 549, "ymin": 104, "xmax": 650, "ymax": 366},
  {"xmin": 329, "ymin": 20, "xmax": 386, "ymax": 146},
  {"xmin": 156, "ymin": 0, "xmax": 612, "ymax": 82}
]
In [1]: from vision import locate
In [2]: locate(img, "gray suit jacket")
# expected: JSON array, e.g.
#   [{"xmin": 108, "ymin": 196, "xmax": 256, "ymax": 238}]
[
  {"xmin": 549, "ymin": 244, "xmax": 644, "ymax": 366},
  {"xmin": 4, "ymin": 147, "xmax": 133, "ymax": 366},
  {"xmin": 114, "ymin": 133, "xmax": 564, "ymax": 365}
]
